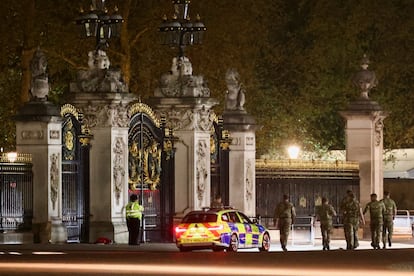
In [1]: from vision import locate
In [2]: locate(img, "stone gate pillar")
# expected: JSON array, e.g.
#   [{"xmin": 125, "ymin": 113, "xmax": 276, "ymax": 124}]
[
  {"xmin": 68, "ymin": 50, "xmax": 136, "ymax": 243},
  {"xmin": 222, "ymin": 69, "xmax": 260, "ymax": 217},
  {"xmin": 148, "ymin": 56, "xmax": 218, "ymax": 214},
  {"xmin": 15, "ymin": 49, "xmax": 67, "ymax": 243},
  {"xmin": 340, "ymin": 55, "xmax": 387, "ymax": 210}
]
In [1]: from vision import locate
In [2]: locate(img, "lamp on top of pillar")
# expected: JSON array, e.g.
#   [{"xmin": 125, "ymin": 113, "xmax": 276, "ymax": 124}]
[
  {"xmin": 75, "ymin": 0, "xmax": 124, "ymax": 51},
  {"xmin": 159, "ymin": 0, "xmax": 207, "ymax": 57}
]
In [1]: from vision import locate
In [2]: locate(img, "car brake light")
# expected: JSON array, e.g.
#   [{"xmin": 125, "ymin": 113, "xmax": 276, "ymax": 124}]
[
  {"xmin": 175, "ymin": 226, "xmax": 187, "ymax": 233},
  {"xmin": 207, "ymin": 225, "xmax": 223, "ymax": 231}
]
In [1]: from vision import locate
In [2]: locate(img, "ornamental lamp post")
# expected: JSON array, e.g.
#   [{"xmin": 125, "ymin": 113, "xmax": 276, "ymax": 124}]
[
  {"xmin": 75, "ymin": 0, "xmax": 124, "ymax": 51},
  {"xmin": 159, "ymin": 0, "xmax": 206, "ymax": 57}
]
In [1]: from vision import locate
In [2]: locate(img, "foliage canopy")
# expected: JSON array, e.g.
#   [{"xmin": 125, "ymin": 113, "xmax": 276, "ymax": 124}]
[{"xmin": 1, "ymin": 0, "xmax": 414, "ymax": 157}]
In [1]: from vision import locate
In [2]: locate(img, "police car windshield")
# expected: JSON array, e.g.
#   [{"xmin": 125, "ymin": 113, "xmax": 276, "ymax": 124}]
[{"xmin": 183, "ymin": 213, "xmax": 217, "ymax": 223}]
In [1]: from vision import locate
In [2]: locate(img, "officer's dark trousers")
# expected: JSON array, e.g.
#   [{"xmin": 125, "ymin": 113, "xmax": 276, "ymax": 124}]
[{"xmin": 127, "ymin": 217, "xmax": 141, "ymax": 245}]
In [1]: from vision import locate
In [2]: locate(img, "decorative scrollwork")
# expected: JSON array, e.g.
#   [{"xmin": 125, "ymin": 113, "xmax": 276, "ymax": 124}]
[
  {"xmin": 128, "ymin": 102, "xmax": 161, "ymax": 128},
  {"xmin": 128, "ymin": 140, "xmax": 162, "ymax": 191}
]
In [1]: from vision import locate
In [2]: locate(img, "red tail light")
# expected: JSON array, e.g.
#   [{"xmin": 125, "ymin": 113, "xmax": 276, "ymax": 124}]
[{"xmin": 175, "ymin": 226, "xmax": 188, "ymax": 234}]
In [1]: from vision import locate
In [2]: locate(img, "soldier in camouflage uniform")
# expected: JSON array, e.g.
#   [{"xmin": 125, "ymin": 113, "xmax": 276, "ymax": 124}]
[
  {"xmin": 316, "ymin": 197, "xmax": 337, "ymax": 250},
  {"xmin": 274, "ymin": 194, "xmax": 296, "ymax": 252},
  {"xmin": 342, "ymin": 192, "xmax": 364, "ymax": 250},
  {"xmin": 363, "ymin": 193, "xmax": 386, "ymax": 249},
  {"xmin": 381, "ymin": 191, "xmax": 397, "ymax": 249}
]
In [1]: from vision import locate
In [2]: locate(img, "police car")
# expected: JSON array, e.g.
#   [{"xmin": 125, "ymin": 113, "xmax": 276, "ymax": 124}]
[{"xmin": 175, "ymin": 207, "xmax": 271, "ymax": 252}]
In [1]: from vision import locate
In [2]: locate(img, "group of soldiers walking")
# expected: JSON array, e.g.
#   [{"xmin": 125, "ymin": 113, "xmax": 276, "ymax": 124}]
[{"xmin": 274, "ymin": 191, "xmax": 397, "ymax": 251}]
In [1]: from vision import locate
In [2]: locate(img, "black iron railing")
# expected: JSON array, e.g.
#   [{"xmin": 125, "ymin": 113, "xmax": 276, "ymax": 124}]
[{"xmin": 0, "ymin": 154, "xmax": 33, "ymax": 232}]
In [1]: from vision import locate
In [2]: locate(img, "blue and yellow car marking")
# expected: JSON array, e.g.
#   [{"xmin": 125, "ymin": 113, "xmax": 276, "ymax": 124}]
[{"xmin": 175, "ymin": 209, "xmax": 270, "ymax": 251}]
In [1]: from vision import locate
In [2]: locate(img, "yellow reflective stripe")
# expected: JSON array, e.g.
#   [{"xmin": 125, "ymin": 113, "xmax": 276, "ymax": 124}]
[{"xmin": 126, "ymin": 202, "xmax": 143, "ymax": 219}]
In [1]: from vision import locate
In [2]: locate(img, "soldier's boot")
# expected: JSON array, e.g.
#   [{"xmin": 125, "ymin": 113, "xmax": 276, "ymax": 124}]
[{"xmin": 388, "ymin": 236, "xmax": 392, "ymax": 247}]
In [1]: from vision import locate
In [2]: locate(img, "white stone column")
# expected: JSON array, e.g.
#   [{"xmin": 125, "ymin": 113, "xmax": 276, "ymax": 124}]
[
  {"xmin": 227, "ymin": 132, "xmax": 256, "ymax": 216},
  {"xmin": 149, "ymin": 56, "xmax": 218, "ymax": 216},
  {"xmin": 341, "ymin": 108, "xmax": 387, "ymax": 208},
  {"xmin": 87, "ymin": 126, "xmax": 129, "ymax": 243},
  {"xmin": 15, "ymin": 102, "xmax": 67, "ymax": 243},
  {"xmin": 174, "ymin": 130, "xmax": 211, "ymax": 212},
  {"xmin": 69, "ymin": 94, "xmax": 136, "ymax": 244},
  {"xmin": 342, "ymin": 55, "xmax": 388, "ymax": 210},
  {"xmin": 149, "ymin": 98, "xmax": 218, "ymax": 215}
]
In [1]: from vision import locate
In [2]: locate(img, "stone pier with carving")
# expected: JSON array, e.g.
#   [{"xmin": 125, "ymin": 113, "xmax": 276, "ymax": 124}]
[
  {"xmin": 68, "ymin": 50, "xmax": 136, "ymax": 243},
  {"xmin": 223, "ymin": 69, "xmax": 260, "ymax": 217},
  {"xmin": 340, "ymin": 55, "xmax": 387, "ymax": 210},
  {"xmin": 15, "ymin": 49, "xmax": 67, "ymax": 243},
  {"xmin": 149, "ymin": 56, "xmax": 218, "ymax": 214}
]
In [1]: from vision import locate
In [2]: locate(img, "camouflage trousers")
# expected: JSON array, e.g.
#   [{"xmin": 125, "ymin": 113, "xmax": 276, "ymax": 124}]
[
  {"xmin": 278, "ymin": 218, "xmax": 292, "ymax": 249},
  {"xmin": 320, "ymin": 222, "xmax": 332, "ymax": 249},
  {"xmin": 343, "ymin": 222, "xmax": 359, "ymax": 250},
  {"xmin": 369, "ymin": 219, "xmax": 383, "ymax": 249},
  {"xmin": 383, "ymin": 217, "xmax": 394, "ymax": 247}
]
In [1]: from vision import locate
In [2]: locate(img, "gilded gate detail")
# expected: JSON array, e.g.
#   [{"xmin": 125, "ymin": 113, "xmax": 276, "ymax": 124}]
[
  {"xmin": 60, "ymin": 104, "xmax": 90, "ymax": 242},
  {"xmin": 128, "ymin": 102, "xmax": 175, "ymax": 242}
]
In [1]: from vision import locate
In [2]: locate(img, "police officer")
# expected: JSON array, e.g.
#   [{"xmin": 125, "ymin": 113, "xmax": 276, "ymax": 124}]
[
  {"xmin": 342, "ymin": 192, "xmax": 365, "ymax": 250},
  {"xmin": 363, "ymin": 193, "xmax": 385, "ymax": 249},
  {"xmin": 381, "ymin": 191, "xmax": 397, "ymax": 248},
  {"xmin": 125, "ymin": 194, "xmax": 144, "ymax": 245},
  {"xmin": 316, "ymin": 197, "xmax": 337, "ymax": 250},
  {"xmin": 210, "ymin": 194, "xmax": 224, "ymax": 209},
  {"xmin": 274, "ymin": 194, "xmax": 296, "ymax": 252}
]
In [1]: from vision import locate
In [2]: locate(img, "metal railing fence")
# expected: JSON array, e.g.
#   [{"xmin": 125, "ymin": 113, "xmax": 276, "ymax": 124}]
[{"xmin": 0, "ymin": 154, "xmax": 33, "ymax": 232}]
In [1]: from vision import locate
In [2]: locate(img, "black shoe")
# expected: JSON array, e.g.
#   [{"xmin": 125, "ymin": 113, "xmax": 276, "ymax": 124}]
[
  {"xmin": 282, "ymin": 246, "xmax": 287, "ymax": 252},
  {"xmin": 326, "ymin": 245, "xmax": 330, "ymax": 250},
  {"xmin": 388, "ymin": 238, "xmax": 392, "ymax": 247},
  {"xmin": 323, "ymin": 246, "xmax": 326, "ymax": 251}
]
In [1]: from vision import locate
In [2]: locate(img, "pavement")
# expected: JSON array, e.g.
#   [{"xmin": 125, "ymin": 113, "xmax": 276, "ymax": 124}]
[{"xmin": 0, "ymin": 236, "xmax": 413, "ymax": 253}]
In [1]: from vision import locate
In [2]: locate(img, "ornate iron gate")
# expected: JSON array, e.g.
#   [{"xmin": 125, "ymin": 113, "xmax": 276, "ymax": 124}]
[
  {"xmin": 210, "ymin": 117, "xmax": 230, "ymax": 206},
  {"xmin": 61, "ymin": 104, "xmax": 91, "ymax": 243},
  {"xmin": 128, "ymin": 102, "xmax": 175, "ymax": 242}
]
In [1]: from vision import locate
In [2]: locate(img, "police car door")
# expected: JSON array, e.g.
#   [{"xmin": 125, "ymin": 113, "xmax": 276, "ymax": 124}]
[
  {"xmin": 228, "ymin": 211, "xmax": 245, "ymax": 247},
  {"xmin": 237, "ymin": 211, "xmax": 257, "ymax": 247}
]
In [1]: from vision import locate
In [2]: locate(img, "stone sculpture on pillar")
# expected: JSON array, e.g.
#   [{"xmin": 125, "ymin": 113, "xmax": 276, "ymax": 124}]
[
  {"xmin": 70, "ymin": 49, "xmax": 128, "ymax": 93},
  {"xmin": 30, "ymin": 48, "xmax": 50, "ymax": 100},
  {"xmin": 352, "ymin": 54, "xmax": 378, "ymax": 99},
  {"xmin": 225, "ymin": 68, "xmax": 246, "ymax": 111},
  {"xmin": 154, "ymin": 56, "xmax": 210, "ymax": 98}
]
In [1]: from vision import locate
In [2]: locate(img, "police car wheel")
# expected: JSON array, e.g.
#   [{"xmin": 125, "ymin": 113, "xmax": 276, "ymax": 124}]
[
  {"xmin": 260, "ymin": 232, "xmax": 271, "ymax": 252},
  {"xmin": 227, "ymin": 234, "xmax": 239, "ymax": 252}
]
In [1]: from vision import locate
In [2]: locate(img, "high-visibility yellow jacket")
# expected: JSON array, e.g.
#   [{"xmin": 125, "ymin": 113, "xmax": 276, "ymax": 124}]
[{"xmin": 125, "ymin": 201, "xmax": 144, "ymax": 219}]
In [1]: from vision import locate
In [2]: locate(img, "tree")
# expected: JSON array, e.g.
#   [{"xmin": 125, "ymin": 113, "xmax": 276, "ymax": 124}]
[{"xmin": 1, "ymin": 0, "xmax": 414, "ymax": 157}]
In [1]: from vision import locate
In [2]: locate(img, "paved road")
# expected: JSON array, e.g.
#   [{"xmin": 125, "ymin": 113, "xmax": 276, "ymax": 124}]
[{"xmin": 0, "ymin": 238, "xmax": 413, "ymax": 275}]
